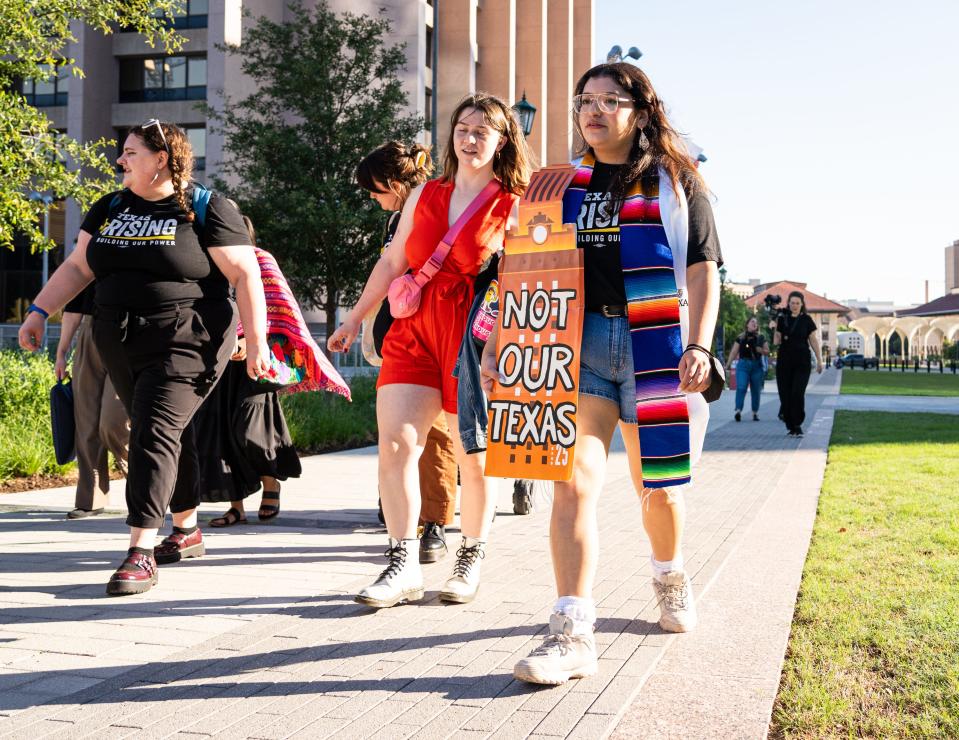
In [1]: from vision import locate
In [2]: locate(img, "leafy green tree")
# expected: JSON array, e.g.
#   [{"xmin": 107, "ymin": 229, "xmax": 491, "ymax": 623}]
[
  {"xmin": 205, "ymin": 1, "xmax": 423, "ymax": 336},
  {"xmin": 0, "ymin": 1, "xmax": 184, "ymax": 252},
  {"xmin": 716, "ymin": 285, "xmax": 752, "ymax": 356}
]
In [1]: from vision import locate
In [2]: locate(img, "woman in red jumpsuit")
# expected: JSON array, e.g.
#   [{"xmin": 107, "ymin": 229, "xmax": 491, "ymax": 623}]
[{"xmin": 329, "ymin": 94, "xmax": 533, "ymax": 608}]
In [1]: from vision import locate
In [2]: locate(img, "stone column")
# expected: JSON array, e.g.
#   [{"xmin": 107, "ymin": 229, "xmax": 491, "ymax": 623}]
[
  {"xmin": 546, "ymin": 0, "xmax": 573, "ymax": 165},
  {"xmin": 571, "ymin": 0, "xmax": 594, "ymax": 155},
  {"xmin": 515, "ymin": 0, "xmax": 547, "ymax": 164},
  {"xmin": 65, "ymin": 21, "xmax": 117, "ymax": 252},
  {"xmin": 476, "ymin": 0, "xmax": 515, "ymax": 104},
  {"xmin": 436, "ymin": 0, "xmax": 477, "ymax": 154}
]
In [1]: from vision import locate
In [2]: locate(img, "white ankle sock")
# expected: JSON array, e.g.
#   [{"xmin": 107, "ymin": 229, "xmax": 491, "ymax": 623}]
[
  {"xmin": 554, "ymin": 596, "xmax": 595, "ymax": 635},
  {"xmin": 651, "ymin": 554, "xmax": 685, "ymax": 580},
  {"xmin": 463, "ymin": 536, "xmax": 486, "ymax": 548}
]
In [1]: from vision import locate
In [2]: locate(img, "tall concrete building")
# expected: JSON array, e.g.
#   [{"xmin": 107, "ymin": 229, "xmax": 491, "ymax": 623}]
[
  {"xmin": 947, "ymin": 240, "xmax": 959, "ymax": 294},
  {"xmin": 7, "ymin": 0, "xmax": 592, "ymax": 321}
]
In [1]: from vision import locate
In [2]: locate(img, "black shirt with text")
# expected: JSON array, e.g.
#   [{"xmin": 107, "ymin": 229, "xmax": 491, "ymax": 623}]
[
  {"xmin": 82, "ymin": 187, "xmax": 249, "ymax": 310},
  {"xmin": 575, "ymin": 162, "xmax": 723, "ymax": 311}
]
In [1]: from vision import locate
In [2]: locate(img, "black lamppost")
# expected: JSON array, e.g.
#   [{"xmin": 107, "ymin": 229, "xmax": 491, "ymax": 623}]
[
  {"xmin": 512, "ymin": 92, "xmax": 536, "ymax": 137},
  {"xmin": 606, "ymin": 45, "xmax": 642, "ymax": 63}
]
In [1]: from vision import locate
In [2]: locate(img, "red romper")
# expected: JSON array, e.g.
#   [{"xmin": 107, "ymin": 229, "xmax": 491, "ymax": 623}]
[{"xmin": 378, "ymin": 179, "xmax": 515, "ymax": 413}]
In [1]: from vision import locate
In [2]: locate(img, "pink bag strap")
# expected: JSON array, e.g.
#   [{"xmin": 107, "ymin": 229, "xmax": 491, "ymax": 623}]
[{"xmin": 413, "ymin": 179, "xmax": 503, "ymax": 288}]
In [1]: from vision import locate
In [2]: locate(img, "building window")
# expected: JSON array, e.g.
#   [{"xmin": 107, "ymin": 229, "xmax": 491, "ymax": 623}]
[
  {"xmin": 119, "ymin": 56, "xmax": 206, "ymax": 103},
  {"xmin": 21, "ymin": 64, "xmax": 69, "ymax": 107},
  {"xmin": 186, "ymin": 127, "xmax": 206, "ymax": 172},
  {"xmin": 425, "ymin": 88, "xmax": 432, "ymax": 130},
  {"xmin": 425, "ymin": 26, "xmax": 433, "ymax": 68},
  {"xmin": 171, "ymin": 0, "xmax": 208, "ymax": 29}
]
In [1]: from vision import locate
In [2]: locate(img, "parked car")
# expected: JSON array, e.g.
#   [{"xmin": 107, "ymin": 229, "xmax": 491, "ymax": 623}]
[{"xmin": 836, "ymin": 353, "xmax": 878, "ymax": 369}]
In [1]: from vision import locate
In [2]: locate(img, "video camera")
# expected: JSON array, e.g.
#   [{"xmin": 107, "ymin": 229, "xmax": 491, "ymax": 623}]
[{"xmin": 763, "ymin": 293, "xmax": 787, "ymax": 329}]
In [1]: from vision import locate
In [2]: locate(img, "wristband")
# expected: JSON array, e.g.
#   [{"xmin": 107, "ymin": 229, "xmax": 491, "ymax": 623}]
[
  {"xmin": 683, "ymin": 343, "xmax": 712, "ymax": 358},
  {"xmin": 27, "ymin": 303, "xmax": 50, "ymax": 320}
]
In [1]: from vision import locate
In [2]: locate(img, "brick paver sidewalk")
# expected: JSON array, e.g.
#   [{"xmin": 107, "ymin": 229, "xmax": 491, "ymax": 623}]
[{"xmin": 0, "ymin": 370, "xmax": 840, "ymax": 739}]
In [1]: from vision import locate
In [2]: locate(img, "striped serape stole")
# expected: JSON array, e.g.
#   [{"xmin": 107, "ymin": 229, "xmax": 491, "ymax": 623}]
[
  {"xmin": 564, "ymin": 155, "xmax": 691, "ymax": 488},
  {"xmin": 248, "ymin": 248, "xmax": 351, "ymax": 399}
]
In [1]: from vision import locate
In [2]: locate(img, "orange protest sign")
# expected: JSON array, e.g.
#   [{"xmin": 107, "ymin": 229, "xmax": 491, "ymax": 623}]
[{"xmin": 485, "ymin": 165, "xmax": 584, "ymax": 481}]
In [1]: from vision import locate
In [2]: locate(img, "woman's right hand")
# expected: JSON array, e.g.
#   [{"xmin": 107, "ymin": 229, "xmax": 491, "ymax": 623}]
[
  {"xmin": 18, "ymin": 313, "xmax": 45, "ymax": 353},
  {"xmin": 55, "ymin": 352, "xmax": 69, "ymax": 381},
  {"xmin": 327, "ymin": 319, "xmax": 359, "ymax": 354}
]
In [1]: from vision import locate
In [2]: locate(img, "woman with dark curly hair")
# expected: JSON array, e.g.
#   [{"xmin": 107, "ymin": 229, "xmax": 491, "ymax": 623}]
[{"xmin": 19, "ymin": 120, "xmax": 268, "ymax": 595}]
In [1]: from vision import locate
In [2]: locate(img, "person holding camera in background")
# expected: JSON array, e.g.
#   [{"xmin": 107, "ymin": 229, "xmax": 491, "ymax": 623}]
[{"xmin": 772, "ymin": 291, "xmax": 822, "ymax": 437}]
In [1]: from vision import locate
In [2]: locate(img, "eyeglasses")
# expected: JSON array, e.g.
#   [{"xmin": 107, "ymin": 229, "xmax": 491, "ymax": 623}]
[
  {"xmin": 572, "ymin": 94, "xmax": 635, "ymax": 114},
  {"xmin": 141, "ymin": 118, "xmax": 169, "ymax": 153}
]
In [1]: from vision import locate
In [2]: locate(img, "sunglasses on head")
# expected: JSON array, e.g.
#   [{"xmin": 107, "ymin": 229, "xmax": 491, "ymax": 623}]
[{"xmin": 140, "ymin": 118, "xmax": 170, "ymax": 153}]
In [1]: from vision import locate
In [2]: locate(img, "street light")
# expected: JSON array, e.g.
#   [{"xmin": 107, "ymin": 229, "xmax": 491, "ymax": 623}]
[
  {"xmin": 719, "ymin": 266, "xmax": 728, "ymax": 285},
  {"xmin": 512, "ymin": 92, "xmax": 536, "ymax": 138},
  {"xmin": 606, "ymin": 45, "xmax": 642, "ymax": 63}
]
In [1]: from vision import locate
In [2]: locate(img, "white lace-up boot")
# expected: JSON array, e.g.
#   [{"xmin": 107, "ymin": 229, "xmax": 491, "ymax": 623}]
[
  {"xmin": 355, "ymin": 538, "xmax": 423, "ymax": 608},
  {"xmin": 438, "ymin": 537, "xmax": 485, "ymax": 603}
]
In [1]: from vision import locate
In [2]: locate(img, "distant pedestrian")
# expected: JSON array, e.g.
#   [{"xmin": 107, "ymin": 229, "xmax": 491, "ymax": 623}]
[
  {"xmin": 774, "ymin": 291, "xmax": 823, "ymax": 437},
  {"xmin": 725, "ymin": 316, "xmax": 769, "ymax": 421},
  {"xmin": 55, "ymin": 285, "xmax": 130, "ymax": 518}
]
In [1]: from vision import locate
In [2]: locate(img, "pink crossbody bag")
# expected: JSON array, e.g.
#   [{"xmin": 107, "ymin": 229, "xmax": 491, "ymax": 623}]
[{"xmin": 387, "ymin": 179, "xmax": 503, "ymax": 319}]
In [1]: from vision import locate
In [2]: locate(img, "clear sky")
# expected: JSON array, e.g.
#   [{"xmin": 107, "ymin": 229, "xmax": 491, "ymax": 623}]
[{"xmin": 594, "ymin": 0, "xmax": 959, "ymax": 307}]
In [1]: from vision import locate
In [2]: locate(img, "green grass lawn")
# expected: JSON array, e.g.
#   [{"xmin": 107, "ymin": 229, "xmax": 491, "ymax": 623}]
[
  {"xmin": 840, "ymin": 368, "xmax": 959, "ymax": 396},
  {"xmin": 771, "ymin": 411, "xmax": 959, "ymax": 738}
]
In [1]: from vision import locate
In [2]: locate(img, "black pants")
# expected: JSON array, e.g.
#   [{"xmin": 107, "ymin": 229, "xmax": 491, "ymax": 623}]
[
  {"xmin": 776, "ymin": 353, "xmax": 811, "ymax": 431},
  {"xmin": 94, "ymin": 299, "xmax": 237, "ymax": 529}
]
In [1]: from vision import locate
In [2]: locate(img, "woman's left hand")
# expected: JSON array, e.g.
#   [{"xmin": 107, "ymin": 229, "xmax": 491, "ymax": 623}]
[
  {"xmin": 246, "ymin": 340, "xmax": 271, "ymax": 381},
  {"xmin": 816, "ymin": 362, "xmax": 824, "ymax": 374},
  {"xmin": 678, "ymin": 348, "xmax": 711, "ymax": 393}
]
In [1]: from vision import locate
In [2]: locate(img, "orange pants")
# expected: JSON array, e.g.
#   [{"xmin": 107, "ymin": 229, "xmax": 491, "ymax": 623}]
[{"xmin": 418, "ymin": 413, "xmax": 457, "ymax": 525}]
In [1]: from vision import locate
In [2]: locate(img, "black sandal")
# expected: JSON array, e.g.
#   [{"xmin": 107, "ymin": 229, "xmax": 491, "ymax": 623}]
[
  {"xmin": 210, "ymin": 507, "xmax": 247, "ymax": 528},
  {"xmin": 259, "ymin": 488, "xmax": 281, "ymax": 521}
]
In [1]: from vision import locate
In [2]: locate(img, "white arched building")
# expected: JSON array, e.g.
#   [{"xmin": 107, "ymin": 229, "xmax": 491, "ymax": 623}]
[{"xmin": 850, "ymin": 293, "xmax": 959, "ymax": 359}]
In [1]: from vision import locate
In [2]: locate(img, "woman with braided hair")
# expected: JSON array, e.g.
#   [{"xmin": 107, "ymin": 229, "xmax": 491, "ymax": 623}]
[{"xmin": 19, "ymin": 120, "xmax": 268, "ymax": 595}]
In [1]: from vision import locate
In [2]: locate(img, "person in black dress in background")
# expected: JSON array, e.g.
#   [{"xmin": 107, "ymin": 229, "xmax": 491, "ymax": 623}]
[
  {"xmin": 774, "ymin": 291, "xmax": 823, "ymax": 437},
  {"xmin": 197, "ymin": 216, "xmax": 302, "ymax": 526}
]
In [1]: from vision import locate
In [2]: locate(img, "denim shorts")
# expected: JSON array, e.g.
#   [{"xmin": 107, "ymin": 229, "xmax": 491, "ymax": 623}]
[{"xmin": 578, "ymin": 311, "xmax": 637, "ymax": 424}]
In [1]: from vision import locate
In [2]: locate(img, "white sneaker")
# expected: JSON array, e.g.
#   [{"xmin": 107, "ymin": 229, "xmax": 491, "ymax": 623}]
[
  {"xmin": 355, "ymin": 539, "xmax": 423, "ymax": 608},
  {"xmin": 513, "ymin": 613, "xmax": 598, "ymax": 685},
  {"xmin": 438, "ymin": 538, "xmax": 485, "ymax": 603},
  {"xmin": 652, "ymin": 570, "xmax": 697, "ymax": 632}
]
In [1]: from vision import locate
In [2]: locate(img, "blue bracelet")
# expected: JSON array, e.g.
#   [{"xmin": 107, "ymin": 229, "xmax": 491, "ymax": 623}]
[{"xmin": 27, "ymin": 303, "xmax": 50, "ymax": 319}]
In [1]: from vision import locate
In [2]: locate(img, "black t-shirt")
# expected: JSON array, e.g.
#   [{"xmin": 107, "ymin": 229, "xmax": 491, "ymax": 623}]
[
  {"xmin": 64, "ymin": 283, "xmax": 95, "ymax": 316},
  {"xmin": 777, "ymin": 313, "xmax": 817, "ymax": 357},
  {"xmin": 575, "ymin": 162, "xmax": 723, "ymax": 311},
  {"xmin": 82, "ymin": 188, "xmax": 249, "ymax": 309},
  {"xmin": 736, "ymin": 331, "xmax": 767, "ymax": 360}
]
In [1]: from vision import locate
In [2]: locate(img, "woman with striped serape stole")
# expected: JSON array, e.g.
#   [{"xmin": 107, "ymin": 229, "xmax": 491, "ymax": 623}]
[{"xmin": 483, "ymin": 63, "xmax": 723, "ymax": 685}]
